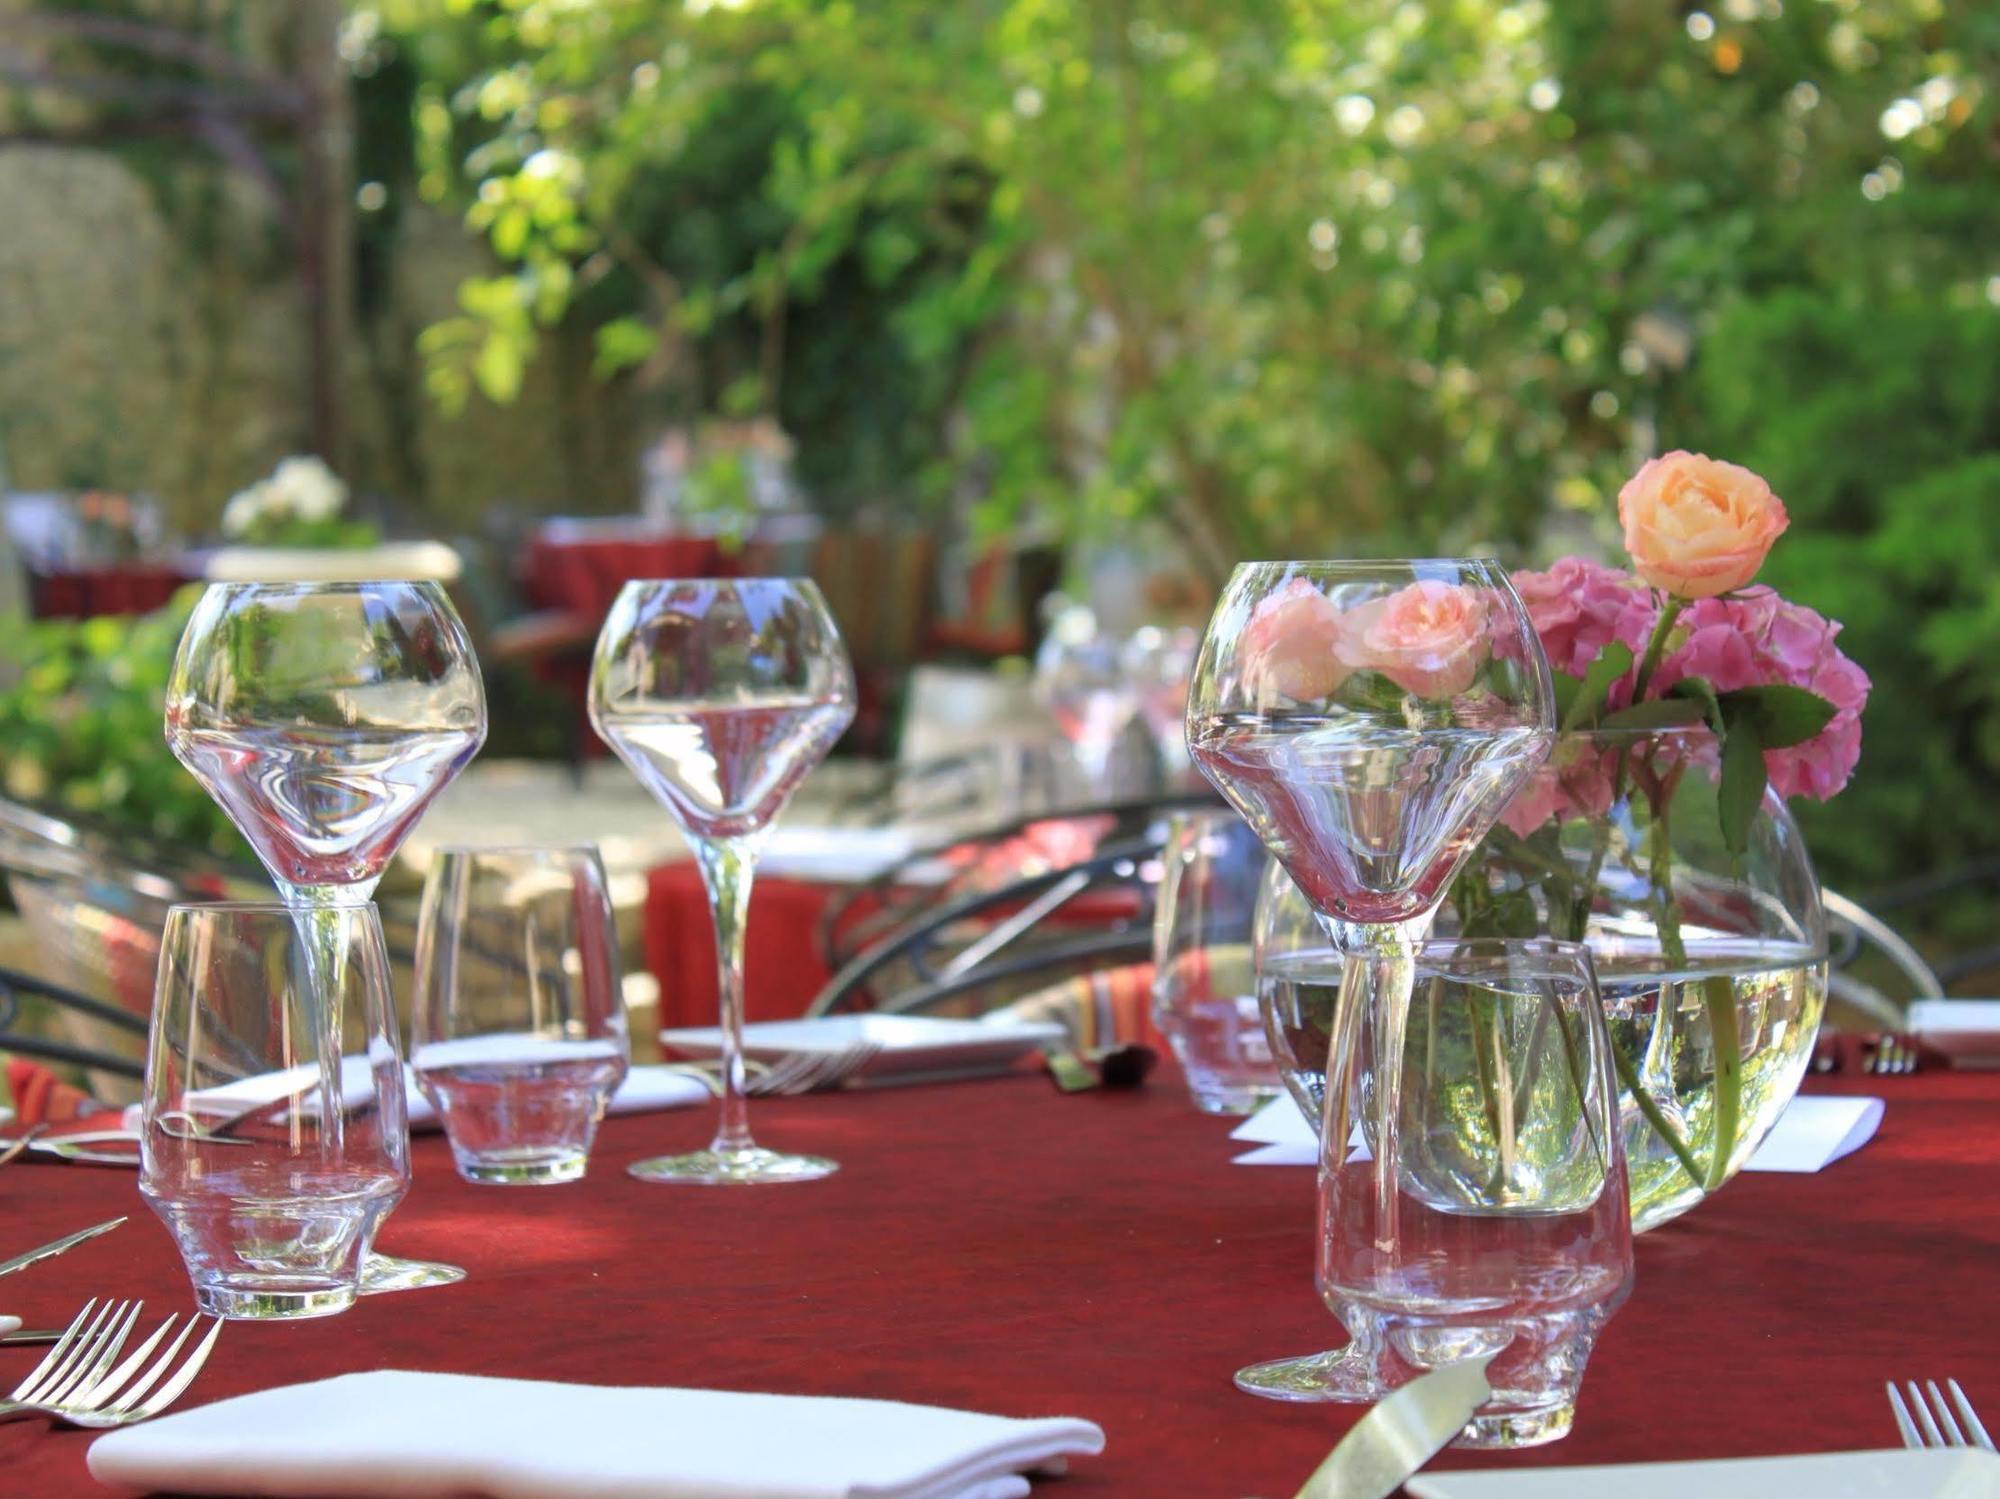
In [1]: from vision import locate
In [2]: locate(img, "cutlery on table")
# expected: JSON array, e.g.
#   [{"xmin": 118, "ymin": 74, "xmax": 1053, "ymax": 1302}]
[
  {"xmin": 0, "ymin": 1218, "xmax": 126, "ymax": 1281},
  {"xmin": 1888, "ymin": 1378, "xmax": 1994, "ymax": 1451},
  {"xmin": 1865, "ymin": 1035, "xmax": 1919, "ymax": 1076},
  {"xmin": 0, "ymin": 1130, "xmax": 142, "ymax": 1167},
  {"xmin": 0, "ymin": 1298, "xmax": 222, "ymax": 1428},
  {"xmin": 0, "ymin": 1125, "xmax": 49, "ymax": 1169},
  {"xmin": 1267, "ymin": 1356, "xmax": 1493, "ymax": 1499},
  {"xmin": 665, "ymin": 1043, "xmax": 882, "ymax": 1097}
]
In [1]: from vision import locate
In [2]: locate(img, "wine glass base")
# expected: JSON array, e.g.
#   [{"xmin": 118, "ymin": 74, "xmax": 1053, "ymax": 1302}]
[
  {"xmin": 629, "ymin": 1146, "xmax": 838, "ymax": 1185},
  {"xmin": 1456, "ymin": 1402, "xmax": 1574, "ymax": 1449},
  {"xmin": 1233, "ymin": 1347, "xmax": 1390, "ymax": 1403},
  {"xmin": 195, "ymin": 1280, "xmax": 355, "ymax": 1321},
  {"xmin": 358, "ymin": 1254, "xmax": 468, "ymax": 1294}
]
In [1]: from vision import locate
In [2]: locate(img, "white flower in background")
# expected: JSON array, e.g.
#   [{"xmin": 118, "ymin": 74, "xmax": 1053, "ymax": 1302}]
[
  {"xmin": 219, "ymin": 456, "xmax": 348, "ymax": 537},
  {"xmin": 267, "ymin": 456, "xmax": 347, "ymax": 522}
]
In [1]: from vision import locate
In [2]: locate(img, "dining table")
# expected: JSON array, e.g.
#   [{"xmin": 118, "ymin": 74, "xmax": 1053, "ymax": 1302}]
[{"xmin": 4, "ymin": 1059, "xmax": 1996, "ymax": 1496}]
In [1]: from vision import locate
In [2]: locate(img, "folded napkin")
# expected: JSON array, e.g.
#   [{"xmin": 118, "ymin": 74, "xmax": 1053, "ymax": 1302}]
[
  {"xmin": 121, "ymin": 1062, "xmax": 709, "ymax": 1137},
  {"xmin": 1228, "ymin": 1092, "xmax": 1883, "ymax": 1173},
  {"xmin": 88, "ymin": 1370, "xmax": 1105, "ymax": 1499}
]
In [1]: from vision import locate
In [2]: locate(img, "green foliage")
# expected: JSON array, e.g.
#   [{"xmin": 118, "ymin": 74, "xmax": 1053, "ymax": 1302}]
[
  {"xmin": 0, "ymin": 595, "xmax": 243, "ymax": 855},
  {"xmin": 351, "ymin": 0, "xmax": 2000, "ymax": 891}
]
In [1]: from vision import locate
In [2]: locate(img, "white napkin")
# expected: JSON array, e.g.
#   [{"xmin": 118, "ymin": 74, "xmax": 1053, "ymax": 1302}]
[
  {"xmin": 121, "ymin": 1062, "xmax": 708, "ymax": 1137},
  {"xmin": 87, "ymin": 1370, "xmax": 1105, "ymax": 1499},
  {"xmin": 0, "ymin": 1315, "xmax": 19, "ymax": 1337},
  {"xmin": 1228, "ymin": 1093, "xmax": 1883, "ymax": 1172}
]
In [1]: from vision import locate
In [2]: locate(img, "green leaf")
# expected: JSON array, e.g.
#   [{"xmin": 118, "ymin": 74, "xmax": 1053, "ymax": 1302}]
[
  {"xmin": 1597, "ymin": 698, "xmax": 1707, "ymax": 731},
  {"xmin": 1669, "ymin": 675, "xmax": 1726, "ymax": 737},
  {"xmin": 1718, "ymin": 712, "xmax": 1767, "ymax": 858},
  {"xmin": 1719, "ymin": 684, "xmax": 1838, "ymax": 750},
  {"xmin": 1560, "ymin": 641, "xmax": 1635, "ymax": 732},
  {"xmin": 1550, "ymin": 670, "xmax": 1582, "ymax": 722},
  {"xmin": 591, "ymin": 317, "xmax": 659, "ymax": 378}
]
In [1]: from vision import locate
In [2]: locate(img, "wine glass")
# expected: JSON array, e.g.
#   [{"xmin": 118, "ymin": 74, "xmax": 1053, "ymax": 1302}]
[
  {"xmin": 590, "ymin": 578, "xmax": 855, "ymax": 1184},
  {"xmin": 1123, "ymin": 625, "xmax": 1201, "ymax": 787},
  {"xmin": 165, "ymin": 580, "xmax": 487, "ymax": 1292},
  {"xmin": 1034, "ymin": 602, "xmax": 1139, "ymax": 799},
  {"xmin": 1184, "ymin": 559, "xmax": 1555, "ymax": 1400}
]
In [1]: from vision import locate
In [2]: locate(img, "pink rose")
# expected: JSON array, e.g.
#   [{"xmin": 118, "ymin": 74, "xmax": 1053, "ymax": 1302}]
[
  {"xmin": 1337, "ymin": 580, "xmax": 1490, "ymax": 699},
  {"xmin": 1618, "ymin": 451, "xmax": 1789, "ymax": 599},
  {"xmin": 1649, "ymin": 591, "xmax": 1871, "ymax": 802},
  {"xmin": 1242, "ymin": 578, "xmax": 1349, "ymax": 701}
]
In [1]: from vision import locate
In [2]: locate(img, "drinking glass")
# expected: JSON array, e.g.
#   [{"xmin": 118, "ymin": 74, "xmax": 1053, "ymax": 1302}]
[
  {"xmin": 1151, "ymin": 811, "xmax": 1283, "ymax": 1115},
  {"xmin": 590, "ymin": 578, "xmax": 855, "ymax": 1184},
  {"xmin": 141, "ymin": 902, "xmax": 410, "ymax": 1320},
  {"xmin": 1034, "ymin": 603, "xmax": 1139, "ymax": 797},
  {"xmin": 1315, "ymin": 937, "xmax": 1632, "ymax": 1447},
  {"xmin": 166, "ymin": 580, "xmax": 486, "ymax": 1291},
  {"xmin": 1185, "ymin": 559, "xmax": 1555, "ymax": 1400},
  {"xmin": 1123, "ymin": 624, "xmax": 1201, "ymax": 787},
  {"xmin": 411, "ymin": 845, "xmax": 630, "ymax": 1185}
]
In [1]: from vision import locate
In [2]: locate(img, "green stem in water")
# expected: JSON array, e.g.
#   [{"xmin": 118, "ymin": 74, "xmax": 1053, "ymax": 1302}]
[
  {"xmin": 1610, "ymin": 1038, "xmax": 1707, "ymax": 1186},
  {"xmin": 1700, "ymin": 973, "xmax": 1744, "ymax": 1191}
]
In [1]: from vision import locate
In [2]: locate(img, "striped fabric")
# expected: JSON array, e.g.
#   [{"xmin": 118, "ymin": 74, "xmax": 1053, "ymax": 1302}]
[
  {"xmin": 988, "ymin": 961, "xmax": 1161, "ymax": 1052},
  {"xmin": 0, "ymin": 1056, "xmax": 102, "ymax": 1126}
]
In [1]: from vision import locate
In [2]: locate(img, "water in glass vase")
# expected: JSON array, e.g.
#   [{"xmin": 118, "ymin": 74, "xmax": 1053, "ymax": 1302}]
[
  {"xmin": 169, "ymin": 723, "xmax": 482, "ymax": 892},
  {"xmin": 598, "ymin": 700, "xmax": 852, "ymax": 841},
  {"xmin": 1597, "ymin": 940, "xmax": 1827, "ymax": 1232},
  {"xmin": 1188, "ymin": 713, "xmax": 1547, "ymax": 924}
]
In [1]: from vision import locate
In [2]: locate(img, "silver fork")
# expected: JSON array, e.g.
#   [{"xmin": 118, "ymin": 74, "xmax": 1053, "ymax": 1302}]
[
  {"xmin": 2, "ymin": 1298, "xmax": 223, "ymax": 1428},
  {"xmin": 752, "ymin": 1043, "xmax": 881, "ymax": 1095},
  {"xmin": 1888, "ymin": 1379, "xmax": 1995, "ymax": 1451}
]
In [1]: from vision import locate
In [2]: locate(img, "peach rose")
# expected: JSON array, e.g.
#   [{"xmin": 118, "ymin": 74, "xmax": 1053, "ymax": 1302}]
[
  {"xmin": 1243, "ymin": 578, "xmax": 1349, "ymax": 701},
  {"xmin": 1336, "ymin": 580, "xmax": 1489, "ymax": 699},
  {"xmin": 1618, "ymin": 451, "xmax": 1788, "ymax": 600}
]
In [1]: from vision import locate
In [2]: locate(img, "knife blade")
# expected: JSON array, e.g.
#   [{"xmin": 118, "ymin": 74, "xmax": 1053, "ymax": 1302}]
[
  {"xmin": 1290, "ymin": 1356, "xmax": 1493, "ymax": 1499},
  {"xmin": 0, "ymin": 1217, "xmax": 126, "ymax": 1280},
  {"xmin": 1, "ymin": 1329, "xmax": 64, "ymax": 1346}
]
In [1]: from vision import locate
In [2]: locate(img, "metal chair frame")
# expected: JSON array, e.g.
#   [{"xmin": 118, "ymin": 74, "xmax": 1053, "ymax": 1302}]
[
  {"xmin": 0, "ymin": 966, "xmax": 148, "ymax": 1081},
  {"xmin": 805, "ymin": 834, "xmax": 1162, "ymax": 1018}
]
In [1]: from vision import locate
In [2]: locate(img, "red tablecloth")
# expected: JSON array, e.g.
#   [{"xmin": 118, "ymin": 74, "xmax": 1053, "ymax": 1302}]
[
  {"xmin": 518, "ymin": 534, "xmax": 727, "ymax": 621},
  {"xmin": 28, "ymin": 564, "xmax": 192, "ymax": 620},
  {"xmin": 7, "ymin": 1066, "xmax": 1999, "ymax": 1495},
  {"xmin": 645, "ymin": 861, "xmax": 848, "ymax": 1027}
]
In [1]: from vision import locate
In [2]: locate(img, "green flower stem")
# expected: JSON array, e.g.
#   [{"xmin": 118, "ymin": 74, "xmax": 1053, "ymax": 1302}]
[
  {"xmin": 1570, "ymin": 596, "xmax": 1687, "ymax": 935},
  {"xmin": 1610, "ymin": 1036, "xmax": 1708, "ymax": 1186},
  {"xmin": 1700, "ymin": 973, "xmax": 1744, "ymax": 1191}
]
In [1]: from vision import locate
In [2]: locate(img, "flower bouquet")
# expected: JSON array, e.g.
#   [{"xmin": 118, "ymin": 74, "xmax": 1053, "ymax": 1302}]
[{"xmin": 1455, "ymin": 452, "xmax": 1869, "ymax": 1227}]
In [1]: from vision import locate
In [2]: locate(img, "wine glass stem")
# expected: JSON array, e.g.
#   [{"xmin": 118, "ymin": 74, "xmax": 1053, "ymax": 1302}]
[
  {"xmin": 692, "ymin": 835, "xmax": 757, "ymax": 1155},
  {"xmin": 1339, "ymin": 917, "xmax": 1427, "ymax": 1257}
]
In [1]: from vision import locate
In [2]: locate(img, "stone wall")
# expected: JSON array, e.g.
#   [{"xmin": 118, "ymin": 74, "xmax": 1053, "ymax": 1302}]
[{"xmin": 0, "ymin": 142, "xmax": 643, "ymax": 539}]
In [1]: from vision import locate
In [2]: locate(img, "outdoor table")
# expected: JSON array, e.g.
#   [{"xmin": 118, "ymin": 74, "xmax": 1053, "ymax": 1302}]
[
  {"xmin": 6, "ymin": 1063, "xmax": 1996, "ymax": 1495},
  {"xmin": 27, "ymin": 563, "xmax": 193, "ymax": 620}
]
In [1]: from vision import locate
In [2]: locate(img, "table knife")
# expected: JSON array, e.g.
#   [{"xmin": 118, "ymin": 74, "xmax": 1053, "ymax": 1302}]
[
  {"xmin": 0, "ymin": 1216, "xmax": 126, "ymax": 1280},
  {"xmin": 1289, "ymin": 1356, "xmax": 1493, "ymax": 1499}
]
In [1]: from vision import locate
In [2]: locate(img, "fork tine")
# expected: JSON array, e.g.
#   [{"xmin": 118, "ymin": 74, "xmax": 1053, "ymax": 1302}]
[
  {"xmin": 11, "ymin": 1301, "xmax": 100, "ymax": 1402},
  {"xmin": 1909, "ymin": 1381, "xmax": 1947, "ymax": 1446},
  {"xmin": 100, "ymin": 1315, "xmax": 201, "ymax": 1416},
  {"xmin": 1948, "ymin": 1381, "xmax": 1995, "ymax": 1453},
  {"xmin": 1927, "ymin": 1381, "xmax": 1969, "ymax": 1447},
  {"xmin": 1890, "ymin": 1382, "xmax": 1924, "ymax": 1447},
  {"xmin": 70, "ymin": 1315, "xmax": 178, "ymax": 1412},
  {"xmin": 18, "ymin": 1300, "xmax": 125, "ymax": 1405},
  {"xmin": 122, "ymin": 1318, "xmax": 222, "ymax": 1420},
  {"xmin": 42, "ymin": 1301, "xmax": 140, "ymax": 1408}
]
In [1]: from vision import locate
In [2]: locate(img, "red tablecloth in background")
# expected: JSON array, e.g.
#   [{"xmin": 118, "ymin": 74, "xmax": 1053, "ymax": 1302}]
[
  {"xmin": 643, "ymin": 855, "xmax": 1150, "ymax": 1028},
  {"xmin": 28, "ymin": 564, "xmax": 192, "ymax": 619},
  {"xmin": 518, "ymin": 534, "xmax": 727, "ymax": 621},
  {"xmin": 645, "ymin": 861, "xmax": 846, "ymax": 1026},
  {"xmin": 6, "ymin": 1066, "xmax": 1999, "ymax": 1495}
]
